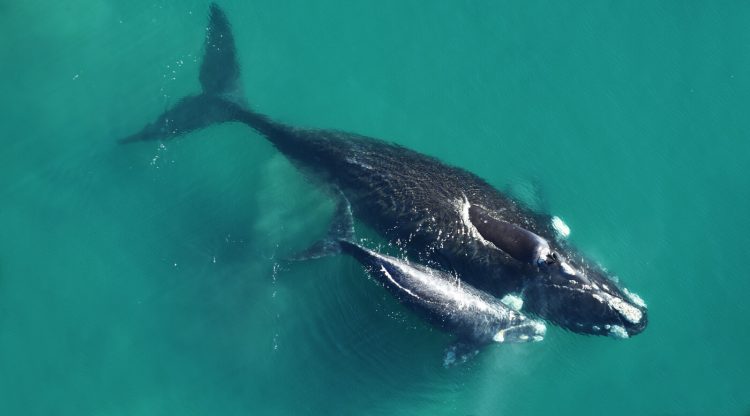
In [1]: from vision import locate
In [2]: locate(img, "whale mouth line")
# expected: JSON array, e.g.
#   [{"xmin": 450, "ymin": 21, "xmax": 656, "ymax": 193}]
[{"xmin": 493, "ymin": 321, "xmax": 546, "ymax": 343}]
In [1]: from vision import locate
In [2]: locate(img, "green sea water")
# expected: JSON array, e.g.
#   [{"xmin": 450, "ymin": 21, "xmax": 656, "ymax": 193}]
[{"xmin": 1, "ymin": 1, "xmax": 749, "ymax": 415}]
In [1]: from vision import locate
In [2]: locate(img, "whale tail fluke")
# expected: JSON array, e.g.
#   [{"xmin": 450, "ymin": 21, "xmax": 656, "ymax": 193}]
[
  {"xmin": 200, "ymin": 3, "xmax": 245, "ymax": 105},
  {"xmin": 118, "ymin": 3, "xmax": 246, "ymax": 144}
]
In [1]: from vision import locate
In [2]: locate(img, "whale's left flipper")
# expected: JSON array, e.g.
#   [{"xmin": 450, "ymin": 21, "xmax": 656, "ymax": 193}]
[
  {"xmin": 287, "ymin": 195, "xmax": 355, "ymax": 261},
  {"xmin": 118, "ymin": 3, "xmax": 246, "ymax": 144}
]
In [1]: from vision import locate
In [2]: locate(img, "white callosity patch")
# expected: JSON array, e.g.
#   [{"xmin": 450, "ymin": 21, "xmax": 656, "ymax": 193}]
[
  {"xmin": 609, "ymin": 325, "xmax": 629, "ymax": 339},
  {"xmin": 593, "ymin": 291, "xmax": 644, "ymax": 325},
  {"xmin": 500, "ymin": 294, "xmax": 524, "ymax": 311},
  {"xmin": 551, "ymin": 216, "xmax": 571, "ymax": 238},
  {"xmin": 608, "ymin": 295, "xmax": 644, "ymax": 324},
  {"xmin": 532, "ymin": 321, "xmax": 547, "ymax": 337}
]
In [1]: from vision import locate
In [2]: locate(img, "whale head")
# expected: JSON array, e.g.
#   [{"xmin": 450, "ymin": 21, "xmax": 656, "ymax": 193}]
[
  {"xmin": 465, "ymin": 203, "xmax": 648, "ymax": 337},
  {"xmin": 521, "ymin": 252, "xmax": 648, "ymax": 338}
]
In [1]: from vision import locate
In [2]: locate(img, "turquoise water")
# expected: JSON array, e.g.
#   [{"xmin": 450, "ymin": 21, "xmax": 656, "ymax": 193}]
[{"xmin": 2, "ymin": 1, "xmax": 749, "ymax": 414}]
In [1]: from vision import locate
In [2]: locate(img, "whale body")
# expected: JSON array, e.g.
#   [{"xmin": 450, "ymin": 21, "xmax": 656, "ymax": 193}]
[{"xmin": 121, "ymin": 3, "xmax": 648, "ymax": 338}]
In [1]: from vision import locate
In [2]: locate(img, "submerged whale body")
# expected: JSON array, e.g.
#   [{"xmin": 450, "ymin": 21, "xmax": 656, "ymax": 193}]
[{"xmin": 121, "ymin": 3, "xmax": 648, "ymax": 338}]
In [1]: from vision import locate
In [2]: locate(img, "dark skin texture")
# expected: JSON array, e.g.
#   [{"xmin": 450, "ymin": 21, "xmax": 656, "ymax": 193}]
[{"xmin": 120, "ymin": 3, "xmax": 648, "ymax": 337}]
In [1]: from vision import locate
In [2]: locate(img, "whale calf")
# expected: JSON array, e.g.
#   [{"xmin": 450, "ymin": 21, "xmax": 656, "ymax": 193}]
[
  {"xmin": 121, "ymin": 3, "xmax": 648, "ymax": 338},
  {"xmin": 302, "ymin": 197, "xmax": 545, "ymax": 362},
  {"xmin": 340, "ymin": 240, "xmax": 546, "ymax": 341}
]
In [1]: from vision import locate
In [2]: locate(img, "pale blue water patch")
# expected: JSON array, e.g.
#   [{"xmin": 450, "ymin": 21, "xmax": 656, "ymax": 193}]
[{"xmin": 1, "ymin": 1, "xmax": 749, "ymax": 415}]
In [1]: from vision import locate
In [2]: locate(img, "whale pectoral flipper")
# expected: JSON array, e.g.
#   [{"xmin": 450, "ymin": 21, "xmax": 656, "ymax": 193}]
[
  {"xmin": 287, "ymin": 194, "xmax": 354, "ymax": 261},
  {"xmin": 468, "ymin": 204, "xmax": 551, "ymax": 266}
]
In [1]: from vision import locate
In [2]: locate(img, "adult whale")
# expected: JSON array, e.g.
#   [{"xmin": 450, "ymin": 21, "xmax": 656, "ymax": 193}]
[{"xmin": 121, "ymin": 4, "xmax": 647, "ymax": 338}]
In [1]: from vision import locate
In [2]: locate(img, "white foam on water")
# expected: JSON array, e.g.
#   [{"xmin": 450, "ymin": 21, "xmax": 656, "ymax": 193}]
[
  {"xmin": 551, "ymin": 216, "xmax": 570, "ymax": 238},
  {"xmin": 624, "ymin": 288, "xmax": 647, "ymax": 308}
]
